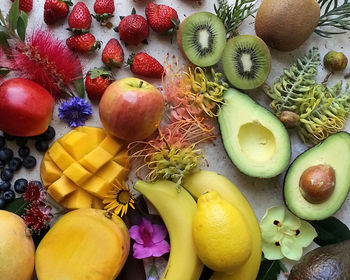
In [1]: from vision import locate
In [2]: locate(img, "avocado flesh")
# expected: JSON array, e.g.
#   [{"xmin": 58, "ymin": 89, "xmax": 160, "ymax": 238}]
[
  {"xmin": 218, "ymin": 88, "xmax": 291, "ymax": 178},
  {"xmin": 288, "ymin": 239, "xmax": 350, "ymax": 280},
  {"xmin": 284, "ymin": 132, "xmax": 350, "ymax": 220}
]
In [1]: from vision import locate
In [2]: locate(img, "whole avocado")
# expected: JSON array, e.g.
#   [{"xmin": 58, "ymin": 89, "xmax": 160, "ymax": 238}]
[
  {"xmin": 255, "ymin": 0, "xmax": 320, "ymax": 51},
  {"xmin": 288, "ymin": 240, "xmax": 350, "ymax": 280}
]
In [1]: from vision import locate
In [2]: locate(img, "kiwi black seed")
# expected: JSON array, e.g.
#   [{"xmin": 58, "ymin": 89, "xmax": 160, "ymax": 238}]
[
  {"xmin": 222, "ymin": 35, "xmax": 271, "ymax": 90},
  {"xmin": 178, "ymin": 12, "xmax": 226, "ymax": 67}
]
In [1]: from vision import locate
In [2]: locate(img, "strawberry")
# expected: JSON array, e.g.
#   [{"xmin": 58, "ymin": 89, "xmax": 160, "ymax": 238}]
[
  {"xmin": 11, "ymin": 0, "xmax": 33, "ymax": 13},
  {"xmin": 127, "ymin": 52, "xmax": 164, "ymax": 79},
  {"xmin": 145, "ymin": 2, "xmax": 179, "ymax": 34},
  {"xmin": 93, "ymin": 0, "xmax": 115, "ymax": 23},
  {"xmin": 68, "ymin": 2, "xmax": 92, "ymax": 34},
  {"xmin": 85, "ymin": 67, "xmax": 113, "ymax": 100},
  {"xmin": 102, "ymin": 39, "xmax": 124, "ymax": 68},
  {"xmin": 117, "ymin": 8, "xmax": 149, "ymax": 45},
  {"xmin": 66, "ymin": 33, "xmax": 101, "ymax": 52},
  {"xmin": 44, "ymin": 0, "xmax": 72, "ymax": 25}
]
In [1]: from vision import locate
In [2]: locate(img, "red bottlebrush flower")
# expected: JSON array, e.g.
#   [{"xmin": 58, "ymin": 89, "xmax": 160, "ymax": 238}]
[
  {"xmin": 23, "ymin": 202, "xmax": 52, "ymax": 233},
  {"xmin": 23, "ymin": 181, "xmax": 47, "ymax": 203},
  {"xmin": 11, "ymin": 29, "xmax": 83, "ymax": 99}
]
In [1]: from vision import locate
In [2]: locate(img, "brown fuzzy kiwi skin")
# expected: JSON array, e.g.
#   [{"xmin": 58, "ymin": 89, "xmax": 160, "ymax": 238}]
[{"xmin": 255, "ymin": 0, "xmax": 320, "ymax": 51}]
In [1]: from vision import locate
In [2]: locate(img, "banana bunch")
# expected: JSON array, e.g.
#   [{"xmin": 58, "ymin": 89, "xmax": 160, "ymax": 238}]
[{"xmin": 134, "ymin": 170, "xmax": 261, "ymax": 280}]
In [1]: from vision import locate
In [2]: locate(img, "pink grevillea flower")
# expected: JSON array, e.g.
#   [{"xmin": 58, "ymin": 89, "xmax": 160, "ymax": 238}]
[{"xmin": 129, "ymin": 218, "xmax": 170, "ymax": 259}]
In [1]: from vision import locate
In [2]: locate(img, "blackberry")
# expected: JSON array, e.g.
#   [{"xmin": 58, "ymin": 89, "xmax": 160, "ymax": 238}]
[
  {"xmin": 0, "ymin": 136, "xmax": 5, "ymax": 148},
  {"xmin": 23, "ymin": 156, "xmax": 36, "ymax": 169},
  {"xmin": 14, "ymin": 178, "xmax": 28, "ymax": 194},
  {"xmin": 1, "ymin": 168, "xmax": 14, "ymax": 181},
  {"xmin": 2, "ymin": 190, "xmax": 15, "ymax": 202},
  {"xmin": 35, "ymin": 140, "xmax": 49, "ymax": 152},
  {"xmin": 41, "ymin": 126, "xmax": 56, "ymax": 141},
  {"xmin": 0, "ymin": 198, "xmax": 6, "ymax": 209},
  {"xmin": 0, "ymin": 181, "xmax": 10, "ymax": 192},
  {"xmin": 18, "ymin": 146, "xmax": 30, "ymax": 158},
  {"xmin": 15, "ymin": 137, "xmax": 28, "ymax": 147},
  {"xmin": 0, "ymin": 148, "xmax": 13, "ymax": 163},
  {"xmin": 7, "ymin": 157, "xmax": 22, "ymax": 171}
]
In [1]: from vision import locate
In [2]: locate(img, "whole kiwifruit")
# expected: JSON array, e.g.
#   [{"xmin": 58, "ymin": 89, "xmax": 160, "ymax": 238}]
[
  {"xmin": 177, "ymin": 12, "xmax": 226, "ymax": 67},
  {"xmin": 255, "ymin": 0, "xmax": 320, "ymax": 51}
]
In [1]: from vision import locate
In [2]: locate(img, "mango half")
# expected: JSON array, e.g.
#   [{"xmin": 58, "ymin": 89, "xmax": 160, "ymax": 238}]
[{"xmin": 40, "ymin": 126, "xmax": 130, "ymax": 210}]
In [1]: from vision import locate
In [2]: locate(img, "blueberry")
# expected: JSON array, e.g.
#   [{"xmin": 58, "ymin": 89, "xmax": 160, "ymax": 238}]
[
  {"xmin": 0, "ymin": 136, "xmax": 5, "ymax": 148},
  {"xmin": 35, "ymin": 140, "xmax": 49, "ymax": 152},
  {"xmin": 2, "ymin": 190, "xmax": 15, "ymax": 202},
  {"xmin": 0, "ymin": 148, "xmax": 13, "ymax": 163},
  {"xmin": 3, "ymin": 133, "xmax": 15, "ymax": 141},
  {"xmin": 0, "ymin": 162, "xmax": 4, "ymax": 170},
  {"xmin": 0, "ymin": 181, "xmax": 10, "ymax": 192},
  {"xmin": 14, "ymin": 178, "xmax": 28, "ymax": 194},
  {"xmin": 30, "ymin": 180, "xmax": 42, "ymax": 188},
  {"xmin": 15, "ymin": 137, "xmax": 28, "ymax": 147},
  {"xmin": 23, "ymin": 156, "xmax": 36, "ymax": 169},
  {"xmin": 1, "ymin": 168, "xmax": 13, "ymax": 181},
  {"xmin": 7, "ymin": 157, "xmax": 22, "ymax": 171},
  {"xmin": 18, "ymin": 146, "xmax": 30, "ymax": 158},
  {"xmin": 41, "ymin": 126, "xmax": 56, "ymax": 141},
  {"xmin": 0, "ymin": 198, "xmax": 6, "ymax": 209}
]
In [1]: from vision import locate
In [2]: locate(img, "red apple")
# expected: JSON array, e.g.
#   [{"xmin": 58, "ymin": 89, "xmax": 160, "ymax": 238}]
[
  {"xmin": 99, "ymin": 77, "xmax": 164, "ymax": 141},
  {"xmin": 0, "ymin": 78, "xmax": 54, "ymax": 136}
]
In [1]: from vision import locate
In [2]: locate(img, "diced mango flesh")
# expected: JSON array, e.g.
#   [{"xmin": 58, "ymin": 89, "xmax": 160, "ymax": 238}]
[{"xmin": 40, "ymin": 126, "xmax": 130, "ymax": 210}]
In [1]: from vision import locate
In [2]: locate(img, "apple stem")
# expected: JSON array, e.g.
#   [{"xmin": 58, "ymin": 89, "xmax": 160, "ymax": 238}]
[{"xmin": 139, "ymin": 81, "xmax": 143, "ymax": 88}]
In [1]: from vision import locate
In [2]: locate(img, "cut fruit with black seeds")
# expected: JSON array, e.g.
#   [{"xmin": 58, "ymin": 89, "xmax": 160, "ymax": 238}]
[
  {"xmin": 0, "ymin": 198, "xmax": 6, "ymax": 209},
  {"xmin": 0, "ymin": 181, "xmax": 10, "ymax": 192},
  {"xmin": 18, "ymin": 146, "xmax": 30, "ymax": 158},
  {"xmin": 15, "ymin": 137, "xmax": 28, "ymax": 147},
  {"xmin": 14, "ymin": 178, "xmax": 28, "ymax": 194},
  {"xmin": 1, "ymin": 168, "xmax": 14, "ymax": 181},
  {"xmin": 0, "ymin": 148, "xmax": 13, "ymax": 163},
  {"xmin": 35, "ymin": 140, "xmax": 49, "ymax": 152},
  {"xmin": 7, "ymin": 157, "xmax": 22, "ymax": 171},
  {"xmin": 0, "ymin": 136, "xmax": 5, "ymax": 148},
  {"xmin": 222, "ymin": 35, "xmax": 271, "ymax": 90},
  {"xmin": 3, "ymin": 133, "xmax": 15, "ymax": 141},
  {"xmin": 40, "ymin": 126, "xmax": 56, "ymax": 141},
  {"xmin": 2, "ymin": 190, "xmax": 15, "ymax": 202},
  {"xmin": 178, "ymin": 12, "xmax": 226, "ymax": 67},
  {"xmin": 23, "ymin": 156, "xmax": 37, "ymax": 169}
]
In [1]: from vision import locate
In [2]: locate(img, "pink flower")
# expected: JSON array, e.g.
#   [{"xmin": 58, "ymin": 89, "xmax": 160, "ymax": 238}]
[
  {"xmin": 129, "ymin": 218, "xmax": 170, "ymax": 259},
  {"xmin": 22, "ymin": 181, "xmax": 47, "ymax": 203},
  {"xmin": 23, "ymin": 202, "xmax": 52, "ymax": 233}
]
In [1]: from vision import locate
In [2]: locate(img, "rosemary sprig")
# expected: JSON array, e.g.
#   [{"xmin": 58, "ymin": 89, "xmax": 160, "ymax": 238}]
[
  {"xmin": 315, "ymin": 0, "xmax": 350, "ymax": 38},
  {"xmin": 214, "ymin": 0, "xmax": 257, "ymax": 38}
]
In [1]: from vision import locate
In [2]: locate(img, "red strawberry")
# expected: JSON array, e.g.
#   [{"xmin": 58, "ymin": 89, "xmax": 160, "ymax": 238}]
[
  {"xmin": 44, "ymin": 0, "xmax": 72, "ymax": 25},
  {"xmin": 11, "ymin": 0, "xmax": 33, "ymax": 13},
  {"xmin": 85, "ymin": 67, "xmax": 113, "ymax": 100},
  {"xmin": 66, "ymin": 33, "xmax": 101, "ymax": 52},
  {"xmin": 117, "ymin": 9, "xmax": 149, "ymax": 45},
  {"xmin": 145, "ymin": 2, "xmax": 179, "ymax": 34},
  {"xmin": 68, "ymin": 2, "xmax": 92, "ymax": 33},
  {"xmin": 102, "ymin": 39, "xmax": 124, "ymax": 68},
  {"xmin": 127, "ymin": 52, "xmax": 164, "ymax": 79},
  {"xmin": 93, "ymin": 0, "xmax": 115, "ymax": 23}
]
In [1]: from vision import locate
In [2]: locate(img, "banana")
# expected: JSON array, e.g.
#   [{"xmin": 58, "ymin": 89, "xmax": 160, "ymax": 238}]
[
  {"xmin": 182, "ymin": 170, "xmax": 262, "ymax": 280},
  {"xmin": 134, "ymin": 180, "xmax": 203, "ymax": 280}
]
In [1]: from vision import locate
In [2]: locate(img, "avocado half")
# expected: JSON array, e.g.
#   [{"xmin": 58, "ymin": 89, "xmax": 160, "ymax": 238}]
[
  {"xmin": 284, "ymin": 132, "xmax": 350, "ymax": 221},
  {"xmin": 218, "ymin": 88, "xmax": 291, "ymax": 178}
]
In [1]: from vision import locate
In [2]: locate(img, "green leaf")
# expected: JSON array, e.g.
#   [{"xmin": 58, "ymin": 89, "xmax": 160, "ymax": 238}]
[
  {"xmin": 257, "ymin": 259, "xmax": 285, "ymax": 280},
  {"xmin": 310, "ymin": 217, "xmax": 350, "ymax": 246},
  {"xmin": 0, "ymin": 67, "xmax": 10, "ymax": 77},
  {"xmin": 17, "ymin": 12, "xmax": 28, "ymax": 41},
  {"xmin": 5, "ymin": 197, "xmax": 30, "ymax": 216},
  {"xmin": 0, "ymin": 31, "xmax": 10, "ymax": 49},
  {"xmin": 73, "ymin": 75, "xmax": 85, "ymax": 98},
  {"xmin": 8, "ymin": 0, "xmax": 20, "ymax": 31}
]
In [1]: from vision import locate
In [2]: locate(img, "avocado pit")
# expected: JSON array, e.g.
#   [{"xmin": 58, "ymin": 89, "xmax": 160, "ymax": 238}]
[{"xmin": 299, "ymin": 164, "xmax": 335, "ymax": 204}]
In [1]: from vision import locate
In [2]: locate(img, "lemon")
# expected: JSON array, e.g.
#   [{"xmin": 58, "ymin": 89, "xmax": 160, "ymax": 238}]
[{"xmin": 192, "ymin": 191, "xmax": 252, "ymax": 272}]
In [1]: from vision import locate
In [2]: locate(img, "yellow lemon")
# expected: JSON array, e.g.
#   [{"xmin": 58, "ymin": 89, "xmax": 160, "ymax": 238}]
[{"xmin": 193, "ymin": 191, "xmax": 252, "ymax": 272}]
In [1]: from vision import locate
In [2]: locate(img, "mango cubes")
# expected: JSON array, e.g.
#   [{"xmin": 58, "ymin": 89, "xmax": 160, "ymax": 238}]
[{"xmin": 40, "ymin": 126, "xmax": 130, "ymax": 210}]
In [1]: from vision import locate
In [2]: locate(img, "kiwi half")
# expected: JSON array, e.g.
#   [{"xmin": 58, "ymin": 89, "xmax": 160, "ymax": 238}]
[
  {"xmin": 178, "ymin": 12, "xmax": 226, "ymax": 67},
  {"xmin": 222, "ymin": 35, "xmax": 271, "ymax": 90}
]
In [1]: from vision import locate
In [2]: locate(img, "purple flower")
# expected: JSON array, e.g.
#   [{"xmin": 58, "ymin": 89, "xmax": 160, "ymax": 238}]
[
  {"xmin": 58, "ymin": 97, "xmax": 93, "ymax": 128},
  {"xmin": 129, "ymin": 218, "xmax": 170, "ymax": 259}
]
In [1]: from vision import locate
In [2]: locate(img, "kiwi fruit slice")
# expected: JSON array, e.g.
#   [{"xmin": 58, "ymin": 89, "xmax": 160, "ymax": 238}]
[
  {"xmin": 177, "ymin": 12, "xmax": 226, "ymax": 67},
  {"xmin": 222, "ymin": 35, "xmax": 271, "ymax": 90}
]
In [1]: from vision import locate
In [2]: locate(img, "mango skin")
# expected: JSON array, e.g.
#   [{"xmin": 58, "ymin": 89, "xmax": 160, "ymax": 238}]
[
  {"xmin": 0, "ymin": 210, "xmax": 35, "ymax": 280},
  {"xmin": 183, "ymin": 171, "xmax": 262, "ymax": 280},
  {"xmin": 35, "ymin": 208, "xmax": 130, "ymax": 280}
]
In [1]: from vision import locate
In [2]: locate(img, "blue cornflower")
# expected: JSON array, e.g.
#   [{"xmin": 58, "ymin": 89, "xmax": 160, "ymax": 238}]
[{"xmin": 58, "ymin": 97, "xmax": 93, "ymax": 128}]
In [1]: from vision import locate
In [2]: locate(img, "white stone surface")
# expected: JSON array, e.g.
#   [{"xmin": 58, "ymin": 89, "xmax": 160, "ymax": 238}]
[{"xmin": 1, "ymin": 0, "xmax": 350, "ymax": 279}]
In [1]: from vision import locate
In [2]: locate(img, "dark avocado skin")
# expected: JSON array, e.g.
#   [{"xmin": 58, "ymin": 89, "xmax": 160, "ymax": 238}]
[{"xmin": 288, "ymin": 239, "xmax": 350, "ymax": 280}]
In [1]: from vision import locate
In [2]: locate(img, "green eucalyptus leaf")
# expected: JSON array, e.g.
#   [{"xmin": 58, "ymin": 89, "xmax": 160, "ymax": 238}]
[
  {"xmin": 0, "ymin": 67, "xmax": 10, "ymax": 77},
  {"xmin": 73, "ymin": 75, "xmax": 85, "ymax": 98},
  {"xmin": 17, "ymin": 14, "xmax": 27, "ymax": 41},
  {"xmin": 310, "ymin": 217, "xmax": 350, "ymax": 246},
  {"xmin": 9, "ymin": 0, "xmax": 20, "ymax": 31},
  {"xmin": 257, "ymin": 259, "xmax": 285, "ymax": 280},
  {"xmin": 5, "ymin": 197, "xmax": 30, "ymax": 216}
]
